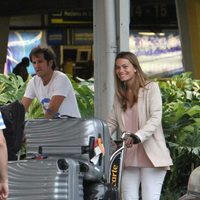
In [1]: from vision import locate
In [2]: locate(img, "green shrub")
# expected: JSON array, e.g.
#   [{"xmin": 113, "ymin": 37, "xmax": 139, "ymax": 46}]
[
  {"xmin": 158, "ymin": 72, "xmax": 200, "ymax": 196},
  {"xmin": 0, "ymin": 73, "xmax": 26, "ymax": 104},
  {"xmin": 0, "ymin": 72, "xmax": 199, "ymax": 197}
]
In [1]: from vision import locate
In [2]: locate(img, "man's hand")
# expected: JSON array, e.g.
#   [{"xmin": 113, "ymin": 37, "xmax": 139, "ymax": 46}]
[
  {"xmin": 0, "ymin": 181, "xmax": 9, "ymax": 200},
  {"xmin": 45, "ymin": 95, "xmax": 65, "ymax": 119}
]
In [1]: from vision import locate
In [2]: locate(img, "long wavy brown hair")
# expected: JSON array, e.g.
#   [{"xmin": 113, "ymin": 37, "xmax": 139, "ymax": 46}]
[{"xmin": 114, "ymin": 52, "xmax": 148, "ymax": 111}]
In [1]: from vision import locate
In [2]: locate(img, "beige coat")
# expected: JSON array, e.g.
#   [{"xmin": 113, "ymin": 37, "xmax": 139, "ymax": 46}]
[{"xmin": 107, "ymin": 82, "xmax": 173, "ymax": 167}]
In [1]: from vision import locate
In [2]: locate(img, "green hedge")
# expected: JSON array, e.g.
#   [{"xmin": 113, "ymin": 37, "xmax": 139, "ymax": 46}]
[{"xmin": 0, "ymin": 72, "xmax": 199, "ymax": 199}]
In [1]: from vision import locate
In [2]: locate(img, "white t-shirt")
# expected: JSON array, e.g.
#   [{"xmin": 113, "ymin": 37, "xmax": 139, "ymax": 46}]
[{"xmin": 24, "ymin": 71, "xmax": 81, "ymax": 118}]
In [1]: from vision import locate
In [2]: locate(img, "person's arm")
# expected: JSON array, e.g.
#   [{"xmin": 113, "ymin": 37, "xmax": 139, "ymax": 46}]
[
  {"xmin": 106, "ymin": 98, "xmax": 120, "ymax": 152},
  {"xmin": 44, "ymin": 95, "xmax": 65, "ymax": 118},
  {"xmin": 0, "ymin": 132, "xmax": 9, "ymax": 199},
  {"xmin": 124, "ymin": 133, "xmax": 141, "ymax": 148},
  {"xmin": 21, "ymin": 97, "xmax": 33, "ymax": 112},
  {"xmin": 134, "ymin": 82, "xmax": 163, "ymax": 142},
  {"xmin": 106, "ymin": 97, "xmax": 119, "ymax": 135}
]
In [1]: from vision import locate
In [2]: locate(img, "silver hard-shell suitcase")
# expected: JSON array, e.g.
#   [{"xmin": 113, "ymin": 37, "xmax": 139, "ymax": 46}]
[
  {"xmin": 24, "ymin": 117, "xmax": 111, "ymax": 182},
  {"xmin": 8, "ymin": 158, "xmax": 84, "ymax": 200}
]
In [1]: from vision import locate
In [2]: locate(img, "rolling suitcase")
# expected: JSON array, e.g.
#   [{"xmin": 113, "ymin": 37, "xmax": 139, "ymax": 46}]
[
  {"xmin": 8, "ymin": 158, "xmax": 84, "ymax": 200},
  {"xmin": 24, "ymin": 117, "xmax": 111, "ymax": 182}
]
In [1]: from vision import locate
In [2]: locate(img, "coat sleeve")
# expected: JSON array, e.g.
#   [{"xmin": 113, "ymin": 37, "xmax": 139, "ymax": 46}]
[
  {"xmin": 106, "ymin": 97, "xmax": 119, "ymax": 136},
  {"xmin": 135, "ymin": 82, "xmax": 163, "ymax": 142}
]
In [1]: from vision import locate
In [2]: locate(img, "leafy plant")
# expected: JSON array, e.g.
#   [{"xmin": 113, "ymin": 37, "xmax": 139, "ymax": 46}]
[
  {"xmin": 26, "ymin": 98, "xmax": 44, "ymax": 119},
  {"xmin": 158, "ymin": 72, "xmax": 200, "ymax": 196},
  {"xmin": 69, "ymin": 75, "xmax": 94, "ymax": 118},
  {"xmin": 0, "ymin": 73, "xmax": 26, "ymax": 104}
]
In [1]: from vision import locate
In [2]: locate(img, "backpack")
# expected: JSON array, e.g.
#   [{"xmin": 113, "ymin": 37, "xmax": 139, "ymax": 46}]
[{"xmin": 0, "ymin": 101, "xmax": 25, "ymax": 161}]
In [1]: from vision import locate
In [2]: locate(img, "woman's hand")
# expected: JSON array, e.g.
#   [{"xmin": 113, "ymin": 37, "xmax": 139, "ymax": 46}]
[
  {"xmin": 125, "ymin": 134, "xmax": 141, "ymax": 148},
  {"xmin": 125, "ymin": 136, "xmax": 133, "ymax": 148}
]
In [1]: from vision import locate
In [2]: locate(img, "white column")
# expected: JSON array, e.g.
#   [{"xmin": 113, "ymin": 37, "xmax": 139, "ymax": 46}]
[
  {"xmin": 93, "ymin": 0, "xmax": 130, "ymax": 120},
  {"xmin": 93, "ymin": 0, "xmax": 117, "ymax": 120},
  {"xmin": 116, "ymin": 0, "xmax": 130, "ymax": 51}
]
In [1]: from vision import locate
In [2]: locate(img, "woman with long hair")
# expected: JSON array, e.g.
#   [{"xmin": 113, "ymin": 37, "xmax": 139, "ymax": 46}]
[{"xmin": 107, "ymin": 51, "xmax": 173, "ymax": 200}]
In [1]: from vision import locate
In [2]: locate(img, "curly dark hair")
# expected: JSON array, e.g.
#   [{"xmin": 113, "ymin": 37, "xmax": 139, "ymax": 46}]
[{"xmin": 29, "ymin": 46, "xmax": 57, "ymax": 70}]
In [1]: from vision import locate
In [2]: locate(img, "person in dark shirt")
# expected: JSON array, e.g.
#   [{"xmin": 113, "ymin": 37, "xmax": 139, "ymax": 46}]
[{"xmin": 13, "ymin": 57, "xmax": 30, "ymax": 82}]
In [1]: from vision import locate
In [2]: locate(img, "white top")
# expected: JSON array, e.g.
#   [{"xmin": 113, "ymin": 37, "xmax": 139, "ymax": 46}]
[
  {"xmin": 0, "ymin": 112, "xmax": 6, "ymax": 129},
  {"xmin": 24, "ymin": 71, "xmax": 81, "ymax": 118}
]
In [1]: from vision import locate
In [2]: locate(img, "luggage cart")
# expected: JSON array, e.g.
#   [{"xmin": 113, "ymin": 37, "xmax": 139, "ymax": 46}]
[{"xmin": 103, "ymin": 132, "xmax": 131, "ymax": 200}]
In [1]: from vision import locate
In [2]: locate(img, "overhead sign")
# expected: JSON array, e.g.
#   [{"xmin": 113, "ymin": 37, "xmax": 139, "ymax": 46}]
[
  {"xmin": 130, "ymin": 1, "xmax": 177, "ymax": 29},
  {"xmin": 49, "ymin": 10, "xmax": 93, "ymax": 26},
  {"xmin": 47, "ymin": 29, "xmax": 64, "ymax": 45},
  {"xmin": 0, "ymin": 0, "xmax": 92, "ymax": 16},
  {"xmin": 48, "ymin": 1, "xmax": 177, "ymax": 29},
  {"xmin": 73, "ymin": 29, "xmax": 93, "ymax": 45}
]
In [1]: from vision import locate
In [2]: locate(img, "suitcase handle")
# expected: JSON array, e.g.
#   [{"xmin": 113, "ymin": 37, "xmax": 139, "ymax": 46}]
[
  {"xmin": 82, "ymin": 136, "xmax": 95, "ymax": 160},
  {"xmin": 38, "ymin": 136, "xmax": 96, "ymax": 160}
]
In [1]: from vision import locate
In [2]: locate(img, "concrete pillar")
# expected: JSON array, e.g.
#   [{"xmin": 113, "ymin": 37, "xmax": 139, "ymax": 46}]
[
  {"xmin": 93, "ymin": 0, "xmax": 117, "ymax": 120},
  {"xmin": 116, "ymin": 0, "xmax": 130, "ymax": 51},
  {"xmin": 93, "ymin": 0, "xmax": 130, "ymax": 120},
  {"xmin": 0, "ymin": 17, "xmax": 10, "ymax": 73},
  {"xmin": 175, "ymin": 0, "xmax": 200, "ymax": 79}
]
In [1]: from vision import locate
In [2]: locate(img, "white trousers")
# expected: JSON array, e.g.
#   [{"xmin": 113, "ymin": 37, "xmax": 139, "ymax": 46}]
[{"xmin": 121, "ymin": 167, "xmax": 167, "ymax": 200}]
